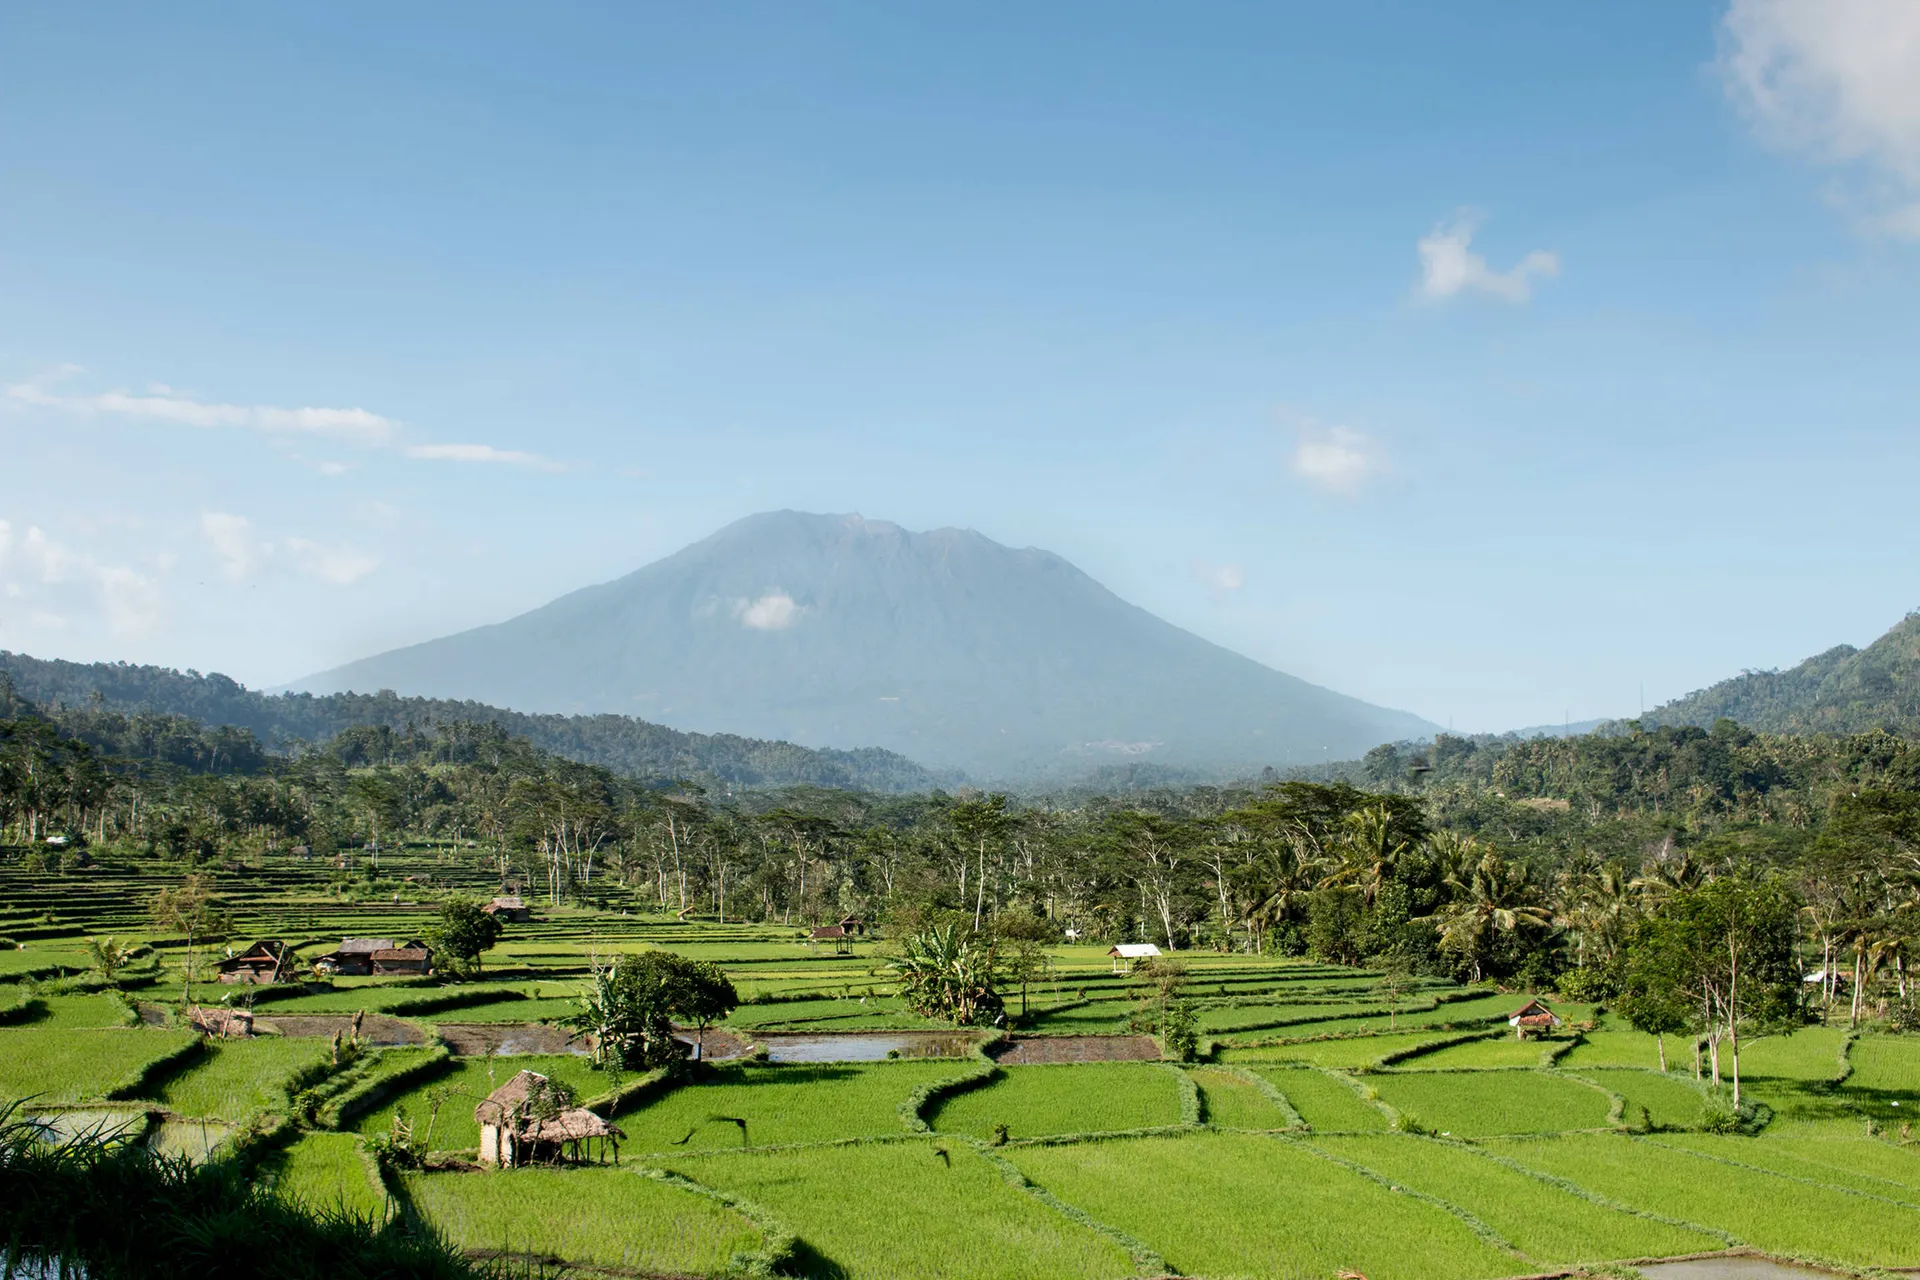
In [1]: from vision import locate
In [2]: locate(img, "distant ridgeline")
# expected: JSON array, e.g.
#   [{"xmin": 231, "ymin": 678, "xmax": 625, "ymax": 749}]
[
  {"xmin": 0, "ymin": 651, "xmax": 948, "ymax": 792},
  {"xmin": 1639, "ymin": 610, "xmax": 1920, "ymax": 738}
]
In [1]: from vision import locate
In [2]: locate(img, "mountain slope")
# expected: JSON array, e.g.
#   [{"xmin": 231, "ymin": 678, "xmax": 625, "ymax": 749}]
[
  {"xmin": 292, "ymin": 511, "xmax": 1438, "ymax": 778},
  {"xmin": 0, "ymin": 651, "xmax": 946, "ymax": 791},
  {"xmin": 1644, "ymin": 611, "xmax": 1920, "ymax": 737}
]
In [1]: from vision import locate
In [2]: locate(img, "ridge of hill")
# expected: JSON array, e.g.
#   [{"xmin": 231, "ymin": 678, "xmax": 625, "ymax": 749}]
[
  {"xmin": 1643, "ymin": 610, "xmax": 1920, "ymax": 737},
  {"xmin": 0, "ymin": 650, "xmax": 948, "ymax": 792},
  {"xmin": 291, "ymin": 510, "xmax": 1439, "ymax": 780}
]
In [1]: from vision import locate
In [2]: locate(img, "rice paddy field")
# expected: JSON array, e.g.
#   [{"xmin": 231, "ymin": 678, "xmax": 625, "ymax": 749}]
[{"xmin": 4, "ymin": 854, "xmax": 1919, "ymax": 1279}]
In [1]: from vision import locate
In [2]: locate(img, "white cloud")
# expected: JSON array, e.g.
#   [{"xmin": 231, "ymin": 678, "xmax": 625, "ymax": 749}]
[
  {"xmin": 1417, "ymin": 215, "xmax": 1559, "ymax": 303},
  {"xmin": 199, "ymin": 511, "xmax": 271, "ymax": 583},
  {"xmin": 403, "ymin": 442, "xmax": 561, "ymax": 471},
  {"xmin": 1720, "ymin": 0, "xmax": 1920, "ymax": 236},
  {"xmin": 1292, "ymin": 425, "xmax": 1381, "ymax": 496},
  {"xmin": 734, "ymin": 591, "xmax": 802, "ymax": 631},
  {"xmin": 5, "ymin": 371, "xmax": 395, "ymax": 445},
  {"xmin": 286, "ymin": 538, "xmax": 379, "ymax": 586},
  {"xmin": 0, "ymin": 517, "xmax": 165, "ymax": 636},
  {"xmin": 1191, "ymin": 561, "xmax": 1245, "ymax": 591}
]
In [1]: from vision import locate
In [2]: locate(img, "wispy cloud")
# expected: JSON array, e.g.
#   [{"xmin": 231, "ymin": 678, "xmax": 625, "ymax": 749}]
[
  {"xmin": 1417, "ymin": 214, "xmax": 1559, "ymax": 303},
  {"xmin": 0, "ymin": 517, "xmax": 165, "ymax": 636},
  {"xmin": 1720, "ymin": 0, "xmax": 1920, "ymax": 237},
  {"xmin": 402, "ymin": 442, "xmax": 562, "ymax": 471},
  {"xmin": 1291, "ymin": 424, "xmax": 1381, "ymax": 496},
  {"xmin": 734, "ymin": 591, "xmax": 802, "ymax": 631},
  {"xmin": 199, "ymin": 511, "xmax": 271, "ymax": 583},
  {"xmin": 6, "ymin": 365, "xmax": 560, "ymax": 470},
  {"xmin": 6, "ymin": 369, "xmax": 395, "ymax": 445},
  {"xmin": 1191, "ymin": 561, "xmax": 1245, "ymax": 592},
  {"xmin": 287, "ymin": 538, "xmax": 379, "ymax": 586}
]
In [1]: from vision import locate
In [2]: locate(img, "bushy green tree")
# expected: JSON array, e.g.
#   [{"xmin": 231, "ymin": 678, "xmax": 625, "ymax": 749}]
[{"xmin": 424, "ymin": 896, "xmax": 503, "ymax": 977}]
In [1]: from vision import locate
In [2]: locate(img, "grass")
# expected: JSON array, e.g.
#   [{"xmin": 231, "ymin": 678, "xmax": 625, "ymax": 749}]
[
  {"xmin": 145, "ymin": 1035, "xmax": 333, "ymax": 1121},
  {"xmin": 406, "ymin": 1166, "xmax": 764, "ymax": 1274},
  {"xmin": 662, "ymin": 1140, "xmax": 1136, "ymax": 1280},
  {"xmin": 1488, "ymin": 1131, "xmax": 1920, "ymax": 1267},
  {"xmin": 264, "ymin": 1132, "xmax": 390, "ymax": 1220},
  {"xmin": 0, "ymin": 1027, "xmax": 196, "ymax": 1105},
  {"xmin": 352, "ymin": 1054, "xmax": 608, "ymax": 1152},
  {"xmin": 1315, "ymin": 1133, "xmax": 1721, "ymax": 1264},
  {"xmin": 617, "ymin": 1061, "xmax": 966, "ymax": 1153},
  {"xmin": 930, "ymin": 1063, "xmax": 1184, "ymax": 1140},
  {"xmin": 1368, "ymin": 1071, "xmax": 1613, "ymax": 1135},
  {"xmin": 1008, "ymin": 1131, "xmax": 1523, "ymax": 1280},
  {"xmin": 1250, "ymin": 1066, "xmax": 1391, "ymax": 1131},
  {"xmin": 1189, "ymin": 1067, "xmax": 1293, "ymax": 1129}
]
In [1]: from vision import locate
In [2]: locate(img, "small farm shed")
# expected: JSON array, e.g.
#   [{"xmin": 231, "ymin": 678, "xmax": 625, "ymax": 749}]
[
  {"xmin": 217, "ymin": 939, "xmax": 294, "ymax": 984},
  {"xmin": 372, "ymin": 945, "xmax": 432, "ymax": 976},
  {"xmin": 483, "ymin": 895, "xmax": 532, "ymax": 923},
  {"xmin": 314, "ymin": 938, "xmax": 394, "ymax": 976},
  {"xmin": 475, "ymin": 1069, "xmax": 625, "ymax": 1168},
  {"xmin": 1508, "ymin": 998, "xmax": 1562, "ymax": 1039},
  {"xmin": 837, "ymin": 914, "xmax": 868, "ymax": 936},
  {"xmin": 810, "ymin": 925, "xmax": 850, "ymax": 954},
  {"xmin": 1109, "ymin": 943, "xmax": 1162, "ymax": 973}
]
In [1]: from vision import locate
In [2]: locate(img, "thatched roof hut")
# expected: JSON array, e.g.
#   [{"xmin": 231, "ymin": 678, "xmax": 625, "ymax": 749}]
[{"xmin": 475, "ymin": 1069, "xmax": 624, "ymax": 1168}]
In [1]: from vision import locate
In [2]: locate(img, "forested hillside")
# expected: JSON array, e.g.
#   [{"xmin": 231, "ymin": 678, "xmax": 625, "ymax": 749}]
[
  {"xmin": 1640, "ymin": 610, "xmax": 1920, "ymax": 737},
  {"xmin": 0, "ymin": 651, "xmax": 946, "ymax": 792}
]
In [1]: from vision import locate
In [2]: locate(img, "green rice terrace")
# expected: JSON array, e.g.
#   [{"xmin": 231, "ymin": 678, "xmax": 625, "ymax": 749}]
[{"xmin": 4, "ymin": 853, "xmax": 1919, "ymax": 1280}]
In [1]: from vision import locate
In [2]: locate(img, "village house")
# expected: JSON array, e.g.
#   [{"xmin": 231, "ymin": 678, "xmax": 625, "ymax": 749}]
[
  {"xmin": 475, "ymin": 1069, "xmax": 624, "ymax": 1168},
  {"xmin": 1508, "ymin": 998, "xmax": 1562, "ymax": 1040},
  {"xmin": 217, "ymin": 939, "xmax": 294, "ymax": 984},
  {"xmin": 1108, "ymin": 942, "xmax": 1162, "ymax": 973},
  {"xmin": 482, "ymin": 895, "xmax": 532, "ymax": 923},
  {"xmin": 313, "ymin": 937, "xmax": 432, "ymax": 977}
]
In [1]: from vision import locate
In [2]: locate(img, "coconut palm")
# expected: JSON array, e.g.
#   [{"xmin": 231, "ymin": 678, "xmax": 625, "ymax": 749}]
[{"xmin": 1421, "ymin": 850, "xmax": 1553, "ymax": 982}]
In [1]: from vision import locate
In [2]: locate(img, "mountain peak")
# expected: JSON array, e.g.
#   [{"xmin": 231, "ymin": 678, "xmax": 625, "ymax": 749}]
[{"xmin": 294, "ymin": 512, "xmax": 1436, "ymax": 780}]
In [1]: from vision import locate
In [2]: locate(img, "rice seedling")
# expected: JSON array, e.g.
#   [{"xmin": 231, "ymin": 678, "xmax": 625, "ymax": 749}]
[
  {"xmin": 930, "ymin": 1063, "xmax": 1184, "ymax": 1140},
  {"xmin": 618, "ymin": 1060, "xmax": 965, "ymax": 1153},
  {"xmin": 1009, "ymin": 1131, "xmax": 1522, "ymax": 1280},
  {"xmin": 145, "ymin": 1035, "xmax": 333, "ymax": 1121},
  {"xmin": 1189, "ymin": 1066, "xmax": 1293, "ymax": 1129},
  {"xmin": 1649, "ymin": 1132, "xmax": 1920, "ymax": 1206},
  {"xmin": 1565, "ymin": 1068, "xmax": 1708, "ymax": 1130},
  {"xmin": 1488, "ymin": 1132, "xmax": 1920, "ymax": 1267},
  {"xmin": 33, "ymin": 994, "xmax": 136, "ymax": 1028},
  {"xmin": 1843, "ymin": 1036, "xmax": 1920, "ymax": 1126},
  {"xmin": 1367, "ymin": 1070, "xmax": 1612, "ymax": 1135},
  {"xmin": 1397, "ymin": 1035, "xmax": 1560, "ymax": 1069},
  {"xmin": 1217, "ymin": 1029, "xmax": 1461, "ymax": 1067},
  {"xmin": 406, "ymin": 1166, "xmax": 763, "ymax": 1274},
  {"xmin": 1556, "ymin": 1029, "xmax": 1668, "ymax": 1069},
  {"xmin": 146, "ymin": 1118, "xmax": 237, "ymax": 1162},
  {"xmin": 1249, "ymin": 1067, "xmax": 1392, "ymax": 1132},
  {"xmin": 264, "ymin": 1132, "xmax": 390, "ymax": 1220},
  {"xmin": 662, "ymin": 1139, "xmax": 1136, "ymax": 1280},
  {"xmin": 0, "ymin": 1027, "xmax": 196, "ymax": 1105},
  {"xmin": 1314, "ymin": 1133, "xmax": 1720, "ymax": 1264}
]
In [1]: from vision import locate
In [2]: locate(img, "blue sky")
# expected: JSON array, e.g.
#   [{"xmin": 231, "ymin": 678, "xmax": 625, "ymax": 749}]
[{"xmin": 2, "ymin": 2, "xmax": 1917, "ymax": 734}]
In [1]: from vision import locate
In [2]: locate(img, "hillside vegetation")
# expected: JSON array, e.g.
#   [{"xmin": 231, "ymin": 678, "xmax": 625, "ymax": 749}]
[
  {"xmin": 0, "ymin": 650, "xmax": 946, "ymax": 792},
  {"xmin": 1642, "ymin": 610, "xmax": 1920, "ymax": 737}
]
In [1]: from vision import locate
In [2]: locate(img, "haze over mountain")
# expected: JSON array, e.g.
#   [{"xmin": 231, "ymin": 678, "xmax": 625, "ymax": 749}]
[
  {"xmin": 292, "ymin": 512, "xmax": 1439, "ymax": 780},
  {"xmin": 1641, "ymin": 610, "xmax": 1920, "ymax": 739}
]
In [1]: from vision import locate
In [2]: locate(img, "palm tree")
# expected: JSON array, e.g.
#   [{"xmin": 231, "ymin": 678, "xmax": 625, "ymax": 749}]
[
  {"xmin": 1421, "ymin": 851, "xmax": 1553, "ymax": 982},
  {"xmin": 1325, "ymin": 807, "xmax": 1407, "ymax": 906}
]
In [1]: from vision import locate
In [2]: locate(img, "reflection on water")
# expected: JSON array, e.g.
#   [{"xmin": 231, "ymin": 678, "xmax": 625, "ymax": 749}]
[
  {"xmin": 757, "ymin": 1032, "xmax": 977, "ymax": 1063},
  {"xmin": 1640, "ymin": 1258, "xmax": 1843, "ymax": 1280}
]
